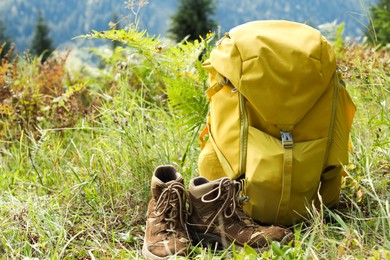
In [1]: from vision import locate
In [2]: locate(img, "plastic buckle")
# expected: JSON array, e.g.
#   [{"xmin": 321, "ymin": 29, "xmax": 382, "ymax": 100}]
[{"xmin": 281, "ymin": 131, "xmax": 293, "ymax": 148}]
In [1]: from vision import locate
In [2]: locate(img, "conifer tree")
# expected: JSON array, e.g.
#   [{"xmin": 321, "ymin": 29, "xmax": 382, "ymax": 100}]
[
  {"xmin": 0, "ymin": 19, "xmax": 11, "ymax": 60},
  {"xmin": 365, "ymin": 0, "xmax": 390, "ymax": 45},
  {"xmin": 31, "ymin": 12, "xmax": 54, "ymax": 62},
  {"xmin": 110, "ymin": 13, "xmax": 123, "ymax": 50},
  {"xmin": 168, "ymin": 0, "xmax": 216, "ymax": 42}
]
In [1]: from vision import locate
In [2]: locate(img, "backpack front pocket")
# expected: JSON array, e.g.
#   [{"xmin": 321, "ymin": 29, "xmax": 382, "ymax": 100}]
[{"xmin": 244, "ymin": 126, "xmax": 328, "ymax": 226}]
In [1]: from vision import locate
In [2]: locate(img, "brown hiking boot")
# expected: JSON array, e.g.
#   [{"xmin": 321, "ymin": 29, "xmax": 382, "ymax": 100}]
[
  {"xmin": 187, "ymin": 177, "xmax": 293, "ymax": 249},
  {"xmin": 142, "ymin": 165, "xmax": 191, "ymax": 259}
]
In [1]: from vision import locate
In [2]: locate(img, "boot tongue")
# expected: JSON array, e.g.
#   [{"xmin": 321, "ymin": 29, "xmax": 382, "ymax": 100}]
[
  {"xmin": 190, "ymin": 178, "xmax": 224, "ymax": 200},
  {"xmin": 151, "ymin": 177, "xmax": 183, "ymax": 198}
]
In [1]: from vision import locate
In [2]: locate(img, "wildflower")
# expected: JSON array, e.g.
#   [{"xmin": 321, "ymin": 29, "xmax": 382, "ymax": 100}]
[{"xmin": 124, "ymin": 0, "xmax": 149, "ymax": 10}]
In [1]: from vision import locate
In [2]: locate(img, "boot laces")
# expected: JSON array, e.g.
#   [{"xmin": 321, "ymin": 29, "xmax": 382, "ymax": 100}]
[
  {"xmin": 201, "ymin": 177, "xmax": 255, "ymax": 233},
  {"xmin": 155, "ymin": 182, "xmax": 190, "ymax": 236}
]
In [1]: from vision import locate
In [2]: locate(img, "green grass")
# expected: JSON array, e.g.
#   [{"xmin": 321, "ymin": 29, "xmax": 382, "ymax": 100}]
[
  {"xmin": 0, "ymin": 68, "xmax": 202, "ymax": 258},
  {"xmin": 0, "ymin": 28, "xmax": 389, "ymax": 259}
]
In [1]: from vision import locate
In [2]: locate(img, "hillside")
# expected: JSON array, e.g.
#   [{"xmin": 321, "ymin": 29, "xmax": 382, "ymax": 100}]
[{"xmin": 0, "ymin": 0, "xmax": 377, "ymax": 51}]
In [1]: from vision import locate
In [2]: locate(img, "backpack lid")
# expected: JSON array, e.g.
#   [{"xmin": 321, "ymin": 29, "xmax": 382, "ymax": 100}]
[{"xmin": 206, "ymin": 20, "xmax": 336, "ymax": 126}]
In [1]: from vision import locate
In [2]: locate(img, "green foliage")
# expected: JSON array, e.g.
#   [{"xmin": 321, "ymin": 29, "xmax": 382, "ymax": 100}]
[
  {"xmin": 79, "ymin": 26, "xmax": 212, "ymax": 131},
  {"xmin": 364, "ymin": 0, "xmax": 390, "ymax": 46},
  {"xmin": 335, "ymin": 22, "xmax": 345, "ymax": 52},
  {"xmin": 168, "ymin": 0, "xmax": 217, "ymax": 42},
  {"xmin": 1, "ymin": 25, "xmax": 211, "ymax": 258},
  {"xmin": 0, "ymin": 51, "xmax": 99, "ymax": 143},
  {"xmin": 31, "ymin": 12, "xmax": 54, "ymax": 62}
]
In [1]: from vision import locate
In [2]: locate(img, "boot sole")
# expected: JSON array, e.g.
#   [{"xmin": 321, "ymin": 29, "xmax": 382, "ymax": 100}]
[
  {"xmin": 142, "ymin": 241, "xmax": 169, "ymax": 260},
  {"xmin": 188, "ymin": 226, "xmax": 229, "ymax": 249},
  {"xmin": 188, "ymin": 225, "xmax": 295, "ymax": 252}
]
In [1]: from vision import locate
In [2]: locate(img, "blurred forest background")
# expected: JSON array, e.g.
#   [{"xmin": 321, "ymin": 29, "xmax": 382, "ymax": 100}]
[{"xmin": 0, "ymin": 0, "xmax": 380, "ymax": 52}]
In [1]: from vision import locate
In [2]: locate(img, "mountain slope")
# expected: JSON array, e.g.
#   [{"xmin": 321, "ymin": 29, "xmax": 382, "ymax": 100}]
[{"xmin": 0, "ymin": 0, "xmax": 376, "ymax": 51}]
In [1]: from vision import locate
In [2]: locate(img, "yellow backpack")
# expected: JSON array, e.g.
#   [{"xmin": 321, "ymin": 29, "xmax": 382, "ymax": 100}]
[{"xmin": 198, "ymin": 20, "xmax": 356, "ymax": 226}]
